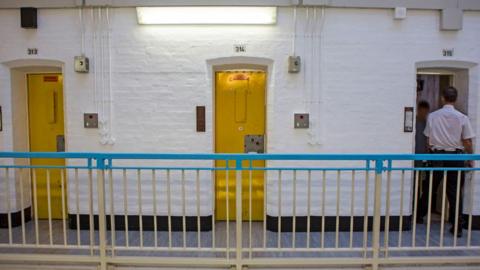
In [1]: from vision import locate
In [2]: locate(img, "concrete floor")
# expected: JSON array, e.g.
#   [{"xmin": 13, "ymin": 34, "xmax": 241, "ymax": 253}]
[
  {"xmin": 1, "ymin": 218, "xmax": 480, "ymax": 270},
  {"xmin": 1, "ymin": 216, "xmax": 479, "ymax": 260},
  {"xmin": 2, "ymin": 266, "xmax": 480, "ymax": 270}
]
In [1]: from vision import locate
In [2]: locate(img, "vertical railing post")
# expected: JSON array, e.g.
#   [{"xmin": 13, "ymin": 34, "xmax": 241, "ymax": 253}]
[
  {"xmin": 371, "ymin": 159, "xmax": 384, "ymax": 270},
  {"xmin": 96, "ymin": 157, "xmax": 108, "ymax": 270},
  {"xmin": 235, "ymin": 158, "xmax": 243, "ymax": 270}
]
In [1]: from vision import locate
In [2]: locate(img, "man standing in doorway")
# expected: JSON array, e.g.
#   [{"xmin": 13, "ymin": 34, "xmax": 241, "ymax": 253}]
[{"xmin": 418, "ymin": 87, "xmax": 475, "ymax": 237}]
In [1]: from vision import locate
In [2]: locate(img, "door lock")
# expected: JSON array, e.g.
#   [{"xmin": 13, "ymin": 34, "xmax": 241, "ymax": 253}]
[{"xmin": 244, "ymin": 135, "xmax": 264, "ymax": 153}]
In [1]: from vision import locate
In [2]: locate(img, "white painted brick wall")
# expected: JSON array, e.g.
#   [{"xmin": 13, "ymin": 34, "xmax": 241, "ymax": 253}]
[{"xmin": 0, "ymin": 8, "xmax": 479, "ymax": 216}]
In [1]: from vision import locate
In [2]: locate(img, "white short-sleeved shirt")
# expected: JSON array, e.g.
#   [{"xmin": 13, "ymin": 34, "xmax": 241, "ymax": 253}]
[{"xmin": 424, "ymin": 105, "xmax": 475, "ymax": 151}]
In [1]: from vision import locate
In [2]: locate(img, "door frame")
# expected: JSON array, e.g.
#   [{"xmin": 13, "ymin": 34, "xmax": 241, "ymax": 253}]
[
  {"xmin": 413, "ymin": 60, "xmax": 478, "ymax": 154},
  {"xmin": 4, "ymin": 59, "xmax": 66, "ymax": 155},
  {"xmin": 206, "ymin": 56, "xmax": 274, "ymax": 154},
  {"xmin": 412, "ymin": 60, "xmax": 478, "ymax": 216},
  {"xmin": 3, "ymin": 59, "xmax": 66, "ymax": 217}
]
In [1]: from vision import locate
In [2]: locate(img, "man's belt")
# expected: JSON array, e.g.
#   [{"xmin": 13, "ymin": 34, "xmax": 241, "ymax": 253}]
[{"xmin": 431, "ymin": 149, "xmax": 464, "ymax": 154}]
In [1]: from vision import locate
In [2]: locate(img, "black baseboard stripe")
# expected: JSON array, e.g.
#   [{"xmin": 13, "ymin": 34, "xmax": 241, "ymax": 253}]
[
  {"xmin": 68, "ymin": 214, "xmax": 213, "ymax": 231},
  {"xmin": 469, "ymin": 215, "xmax": 480, "ymax": 230},
  {"xmin": 267, "ymin": 215, "xmax": 480, "ymax": 232},
  {"xmin": 266, "ymin": 215, "xmax": 412, "ymax": 232},
  {"xmin": 0, "ymin": 207, "xmax": 32, "ymax": 228},
  {"xmin": 67, "ymin": 214, "xmax": 412, "ymax": 232},
  {"xmin": 2, "ymin": 209, "xmax": 478, "ymax": 231}
]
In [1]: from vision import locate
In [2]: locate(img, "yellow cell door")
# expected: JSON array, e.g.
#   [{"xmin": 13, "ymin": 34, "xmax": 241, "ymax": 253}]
[
  {"xmin": 28, "ymin": 74, "xmax": 66, "ymax": 219},
  {"xmin": 215, "ymin": 70, "xmax": 266, "ymax": 221}
]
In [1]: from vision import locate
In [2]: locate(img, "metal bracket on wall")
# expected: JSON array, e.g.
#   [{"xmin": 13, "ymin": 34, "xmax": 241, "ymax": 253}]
[
  {"xmin": 196, "ymin": 106, "xmax": 206, "ymax": 132},
  {"xmin": 294, "ymin": 113, "xmax": 309, "ymax": 128},
  {"xmin": 84, "ymin": 113, "xmax": 99, "ymax": 128}
]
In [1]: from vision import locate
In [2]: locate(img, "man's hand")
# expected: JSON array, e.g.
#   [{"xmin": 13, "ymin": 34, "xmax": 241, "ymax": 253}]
[
  {"xmin": 462, "ymin": 139, "xmax": 474, "ymax": 167},
  {"xmin": 462, "ymin": 138, "xmax": 473, "ymax": 154}
]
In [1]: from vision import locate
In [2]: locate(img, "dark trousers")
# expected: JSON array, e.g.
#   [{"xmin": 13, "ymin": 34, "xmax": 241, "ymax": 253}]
[
  {"xmin": 413, "ymin": 162, "xmax": 436, "ymax": 213},
  {"xmin": 417, "ymin": 158, "xmax": 465, "ymax": 227}
]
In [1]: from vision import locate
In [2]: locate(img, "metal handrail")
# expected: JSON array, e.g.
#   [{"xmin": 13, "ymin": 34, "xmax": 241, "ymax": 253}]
[
  {"xmin": 0, "ymin": 151, "xmax": 478, "ymax": 270},
  {"xmin": 1, "ymin": 151, "xmax": 480, "ymax": 161}
]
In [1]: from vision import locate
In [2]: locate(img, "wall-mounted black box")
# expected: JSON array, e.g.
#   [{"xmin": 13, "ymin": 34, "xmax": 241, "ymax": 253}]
[{"xmin": 21, "ymin": 7, "xmax": 37, "ymax": 28}]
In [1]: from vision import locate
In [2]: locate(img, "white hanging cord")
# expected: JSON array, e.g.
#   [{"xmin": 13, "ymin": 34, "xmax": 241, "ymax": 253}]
[
  {"xmin": 97, "ymin": 7, "xmax": 108, "ymax": 145},
  {"xmin": 292, "ymin": 7, "xmax": 297, "ymax": 56},
  {"xmin": 92, "ymin": 8, "xmax": 98, "ymax": 114},
  {"xmin": 303, "ymin": 7, "xmax": 310, "ymax": 111},
  {"xmin": 79, "ymin": 4, "xmax": 85, "ymax": 56},
  {"xmin": 319, "ymin": 6, "xmax": 326, "ymax": 142},
  {"xmin": 106, "ymin": 7, "xmax": 115, "ymax": 144},
  {"xmin": 307, "ymin": 7, "xmax": 317, "ymax": 143},
  {"xmin": 309, "ymin": 6, "xmax": 326, "ymax": 145},
  {"xmin": 313, "ymin": 7, "xmax": 319, "ymax": 105},
  {"xmin": 311, "ymin": 7, "xmax": 316, "ymax": 100},
  {"xmin": 100, "ymin": 8, "xmax": 106, "ymax": 126}
]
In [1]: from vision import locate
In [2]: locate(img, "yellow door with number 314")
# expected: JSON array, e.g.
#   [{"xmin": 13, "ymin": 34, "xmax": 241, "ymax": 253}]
[{"xmin": 215, "ymin": 70, "xmax": 266, "ymax": 221}]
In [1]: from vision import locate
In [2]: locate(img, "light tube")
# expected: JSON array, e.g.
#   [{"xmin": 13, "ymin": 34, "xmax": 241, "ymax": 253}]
[{"xmin": 136, "ymin": 7, "xmax": 277, "ymax": 25}]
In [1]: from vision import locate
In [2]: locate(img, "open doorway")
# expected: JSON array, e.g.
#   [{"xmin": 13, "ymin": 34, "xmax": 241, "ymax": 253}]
[
  {"xmin": 415, "ymin": 67, "xmax": 470, "ymax": 215},
  {"xmin": 416, "ymin": 73, "xmax": 453, "ymax": 112},
  {"xmin": 416, "ymin": 68, "xmax": 469, "ymax": 115},
  {"xmin": 3, "ymin": 60, "xmax": 67, "ymax": 227}
]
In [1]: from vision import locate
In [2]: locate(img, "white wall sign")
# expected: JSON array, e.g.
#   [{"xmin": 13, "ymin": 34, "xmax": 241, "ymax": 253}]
[
  {"xmin": 234, "ymin": 44, "xmax": 246, "ymax": 53},
  {"xmin": 27, "ymin": 48, "xmax": 38, "ymax": 55},
  {"xmin": 442, "ymin": 48, "xmax": 454, "ymax": 57},
  {"xmin": 404, "ymin": 107, "xmax": 414, "ymax": 132}
]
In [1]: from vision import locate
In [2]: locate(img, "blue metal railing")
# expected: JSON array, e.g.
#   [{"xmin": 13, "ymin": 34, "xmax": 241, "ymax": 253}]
[
  {"xmin": 1, "ymin": 151, "xmax": 480, "ymax": 160},
  {"xmin": 1, "ymin": 152, "xmax": 479, "ymax": 173},
  {"xmin": 0, "ymin": 151, "xmax": 479, "ymax": 269}
]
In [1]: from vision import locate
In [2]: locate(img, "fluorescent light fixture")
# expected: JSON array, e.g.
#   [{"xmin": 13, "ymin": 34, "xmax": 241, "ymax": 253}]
[{"xmin": 136, "ymin": 7, "xmax": 277, "ymax": 25}]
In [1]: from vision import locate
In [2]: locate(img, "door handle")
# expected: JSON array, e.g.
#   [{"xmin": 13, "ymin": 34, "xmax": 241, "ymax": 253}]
[
  {"xmin": 48, "ymin": 90, "xmax": 57, "ymax": 124},
  {"xmin": 56, "ymin": 135, "xmax": 65, "ymax": 152}
]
